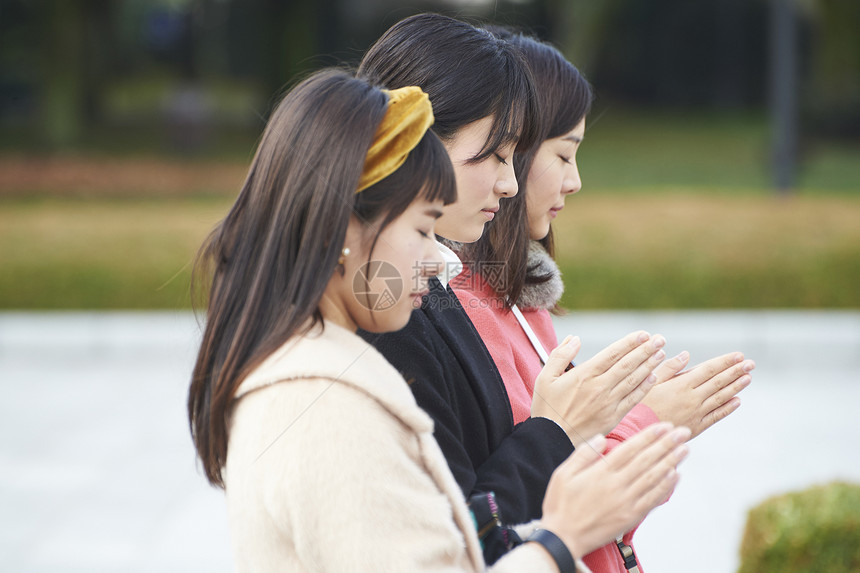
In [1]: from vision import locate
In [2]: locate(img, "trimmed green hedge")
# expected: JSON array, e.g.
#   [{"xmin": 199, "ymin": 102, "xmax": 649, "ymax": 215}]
[{"xmin": 738, "ymin": 482, "xmax": 860, "ymax": 573}]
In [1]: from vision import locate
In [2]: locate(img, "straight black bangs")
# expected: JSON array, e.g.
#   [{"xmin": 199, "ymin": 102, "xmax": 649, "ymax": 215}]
[
  {"xmin": 545, "ymin": 58, "xmax": 593, "ymax": 140},
  {"xmin": 468, "ymin": 42, "xmax": 540, "ymax": 163}
]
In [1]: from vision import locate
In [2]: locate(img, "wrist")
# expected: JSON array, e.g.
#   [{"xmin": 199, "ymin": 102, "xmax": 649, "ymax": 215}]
[
  {"xmin": 537, "ymin": 518, "xmax": 586, "ymax": 560},
  {"xmin": 526, "ymin": 528, "xmax": 578, "ymax": 573}
]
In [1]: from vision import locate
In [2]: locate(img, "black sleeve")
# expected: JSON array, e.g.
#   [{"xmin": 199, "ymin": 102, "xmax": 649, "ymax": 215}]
[
  {"xmin": 361, "ymin": 307, "xmax": 574, "ymax": 527},
  {"xmin": 471, "ymin": 417, "xmax": 574, "ymax": 524}
]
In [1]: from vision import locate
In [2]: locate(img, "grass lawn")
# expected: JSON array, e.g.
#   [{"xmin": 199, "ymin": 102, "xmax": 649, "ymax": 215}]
[
  {"xmin": 1, "ymin": 193, "xmax": 858, "ymax": 310},
  {"xmin": 553, "ymin": 193, "xmax": 860, "ymax": 309},
  {"xmin": 1, "ymin": 109, "xmax": 858, "ymax": 310},
  {"xmin": 0, "ymin": 197, "xmax": 231, "ymax": 309}
]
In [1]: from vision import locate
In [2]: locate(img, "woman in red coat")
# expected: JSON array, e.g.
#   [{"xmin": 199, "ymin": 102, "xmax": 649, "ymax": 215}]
[{"xmin": 452, "ymin": 30, "xmax": 756, "ymax": 572}]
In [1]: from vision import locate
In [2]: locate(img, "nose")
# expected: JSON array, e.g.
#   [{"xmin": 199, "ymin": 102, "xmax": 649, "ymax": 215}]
[
  {"xmin": 495, "ymin": 160, "xmax": 519, "ymax": 197},
  {"xmin": 562, "ymin": 161, "xmax": 582, "ymax": 195}
]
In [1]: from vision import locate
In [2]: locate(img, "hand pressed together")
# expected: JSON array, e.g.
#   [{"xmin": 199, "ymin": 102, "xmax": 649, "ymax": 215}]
[
  {"xmin": 531, "ymin": 330, "xmax": 667, "ymax": 447},
  {"xmin": 642, "ymin": 351, "xmax": 755, "ymax": 439},
  {"xmin": 539, "ymin": 421, "xmax": 691, "ymax": 558}
]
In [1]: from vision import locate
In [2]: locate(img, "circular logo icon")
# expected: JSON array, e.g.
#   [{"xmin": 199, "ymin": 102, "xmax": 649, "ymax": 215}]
[{"xmin": 352, "ymin": 260, "xmax": 403, "ymax": 311}]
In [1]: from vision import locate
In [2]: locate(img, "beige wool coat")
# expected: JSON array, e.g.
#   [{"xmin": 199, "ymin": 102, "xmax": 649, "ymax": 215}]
[{"xmin": 223, "ymin": 320, "xmax": 589, "ymax": 572}]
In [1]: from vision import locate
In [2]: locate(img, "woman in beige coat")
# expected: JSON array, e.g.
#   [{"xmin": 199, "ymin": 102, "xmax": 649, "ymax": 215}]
[{"xmin": 187, "ymin": 69, "xmax": 690, "ymax": 572}]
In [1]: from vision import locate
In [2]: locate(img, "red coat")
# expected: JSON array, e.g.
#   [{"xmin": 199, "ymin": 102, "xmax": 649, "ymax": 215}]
[{"xmin": 451, "ymin": 268, "xmax": 661, "ymax": 573}]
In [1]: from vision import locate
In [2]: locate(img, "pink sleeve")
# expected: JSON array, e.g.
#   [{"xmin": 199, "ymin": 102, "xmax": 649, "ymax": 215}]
[{"xmin": 581, "ymin": 404, "xmax": 668, "ymax": 573}]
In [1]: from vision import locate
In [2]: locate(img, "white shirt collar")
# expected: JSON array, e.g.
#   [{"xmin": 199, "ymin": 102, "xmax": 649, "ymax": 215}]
[{"xmin": 435, "ymin": 239, "xmax": 463, "ymax": 288}]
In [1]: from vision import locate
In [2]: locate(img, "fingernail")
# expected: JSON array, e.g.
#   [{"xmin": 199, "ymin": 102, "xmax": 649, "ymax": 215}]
[
  {"xmin": 567, "ymin": 336, "xmax": 580, "ymax": 348},
  {"xmin": 674, "ymin": 444, "xmax": 689, "ymax": 461},
  {"xmin": 651, "ymin": 422, "xmax": 671, "ymax": 437},
  {"xmin": 739, "ymin": 375, "xmax": 752, "ymax": 387},
  {"xmin": 653, "ymin": 350, "xmax": 666, "ymax": 362},
  {"xmin": 671, "ymin": 427, "xmax": 691, "ymax": 443},
  {"xmin": 586, "ymin": 434, "xmax": 604, "ymax": 449},
  {"xmin": 664, "ymin": 468, "xmax": 678, "ymax": 482},
  {"xmin": 651, "ymin": 335, "xmax": 666, "ymax": 350},
  {"xmin": 644, "ymin": 373, "xmax": 657, "ymax": 387},
  {"xmin": 676, "ymin": 351, "xmax": 690, "ymax": 362},
  {"xmin": 733, "ymin": 353, "xmax": 744, "ymax": 364},
  {"xmin": 742, "ymin": 360, "xmax": 756, "ymax": 373}
]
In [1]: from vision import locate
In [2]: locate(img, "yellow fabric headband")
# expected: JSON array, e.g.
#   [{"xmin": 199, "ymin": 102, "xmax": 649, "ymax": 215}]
[{"xmin": 356, "ymin": 86, "xmax": 435, "ymax": 193}]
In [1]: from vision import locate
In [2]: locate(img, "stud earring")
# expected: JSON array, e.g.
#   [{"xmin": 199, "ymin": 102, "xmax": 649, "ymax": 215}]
[
  {"xmin": 336, "ymin": 247, "xmax": 350, "ymax": 276},
  {"xmin": 338, "ymin": 247, "xmax": 350, "ymax": 265}
]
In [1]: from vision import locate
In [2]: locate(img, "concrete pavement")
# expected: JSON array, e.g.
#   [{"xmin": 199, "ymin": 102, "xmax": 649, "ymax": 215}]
[{"xmin": 1, "ymin": 310, "xmax": 858, "ymax": 572}]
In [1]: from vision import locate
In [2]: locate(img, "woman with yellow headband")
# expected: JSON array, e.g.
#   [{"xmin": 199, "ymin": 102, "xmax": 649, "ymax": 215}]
[{"xmin": 187, "ymin": 69, "xmax": 689, "ymax": 571}]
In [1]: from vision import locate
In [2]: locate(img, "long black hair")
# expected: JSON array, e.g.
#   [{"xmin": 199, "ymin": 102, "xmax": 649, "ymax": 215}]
[
  {"xmin": 188, "ymin": 69, "xmax": 457, "ymax": 487},
  {"xmin": 460, "ymin": 29, "xmax": 594, "ymax": 308}
]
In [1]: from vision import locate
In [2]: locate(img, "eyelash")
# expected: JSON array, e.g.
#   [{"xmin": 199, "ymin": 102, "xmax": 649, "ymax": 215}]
[
  {"xmin": 418, "ymin": 230, "xmax": 431, "ymax": 239},
  {"xmin": 494, "ymin": 153, "xmax": 509, "ymax": 166},
  {"xmin": 559, "ymin": 156, "xmax": 572, "ymax": 164}
]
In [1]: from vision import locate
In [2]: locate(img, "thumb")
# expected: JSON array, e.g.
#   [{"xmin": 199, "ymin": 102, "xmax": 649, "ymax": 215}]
[
  {"xmin": 543, "ymin": 335, "xmax": 581, "ymax": 379},
  {"xmin": 654, "ymin": 350, "xmax": 690, "ymax": 384}
]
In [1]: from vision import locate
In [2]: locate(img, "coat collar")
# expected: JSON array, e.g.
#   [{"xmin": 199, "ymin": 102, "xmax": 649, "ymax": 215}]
[
  {"xmin": 235, "ymin": 320, "xmax": 433, "ymax": 435},
  {"xmin": 434, "ymin": 239, "xmax": 463, "ymax": 289}
]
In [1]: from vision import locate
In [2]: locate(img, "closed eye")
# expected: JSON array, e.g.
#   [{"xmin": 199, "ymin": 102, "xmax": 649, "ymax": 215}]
[
  {"xmin": 559, "ymin": 155, "xmax": 572, "ymax": 164},
  {"xmin": 494, "ymin": 153, "xmax": 509, "ymax": 166}
]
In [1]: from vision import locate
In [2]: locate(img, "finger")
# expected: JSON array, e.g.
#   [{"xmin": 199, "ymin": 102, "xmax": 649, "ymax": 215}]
[
  {"xmin": 628, "ymin": 441, "xmax": 689, "ymax": 501},
  {"xmin": 614, "ymin": 425, "xmax": 691, "ymax": 479},
  {"xmin": 587, "ymin": 331, "xmax": 652, "ymax": 376},
  {"xmin": 601, "ymin": 421, "xmax": 673, "ymax": 469},
  {"xmin": 653, "ymin": 351, "xmax": 690, "ymax": 384},
  {"xmin": 697, "ymin": 359, "xmax": 755, "ymax": 403},
  {"xmin": 614, "ymin": 372, "xmax": 657, "ymax": 416},
  {"xmin": 603, "ymin": 334, "xmax": 666, "ymax": 386},
  {"xmin": 632, "ymin": 465, "xmax": 681, "ymax": 518},
  {"xmin": 688, "ymin": 352, "xmax": 745, "ymax": 389},
  {"xmin": 611, "ymin": 344, "xmax": 667, "ymax": 402},
  {"xmin": 702, "ymin": 379, "xmax": 748, "ymax": 423},
  {"xmin": 542, "ymin": 335, "xmax": 582, "ymax": 379},
  {"xmin": 699, "ymin": 396, "xmax": 742, "ymax": 432}
]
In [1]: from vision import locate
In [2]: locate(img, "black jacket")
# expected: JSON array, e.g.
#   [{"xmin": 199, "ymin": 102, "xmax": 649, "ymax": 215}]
[{"xmin": 360, "ymin": 277, "xmax": 573, "ymax": 526}]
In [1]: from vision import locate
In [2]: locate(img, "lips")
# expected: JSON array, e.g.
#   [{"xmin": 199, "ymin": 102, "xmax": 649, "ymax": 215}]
[
  {"xmin": 549, "ymin": 205, "xmax": 564, "ymax": 218},
  {"xmin": 481, "ymin": 205, "xmax": 499, "ymax": 221}
]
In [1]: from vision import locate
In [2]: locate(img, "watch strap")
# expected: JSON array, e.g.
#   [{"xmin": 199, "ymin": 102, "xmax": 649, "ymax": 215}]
[{"xmin": 527, "ymin": 528, "xmax": 576, "ymax": 573}]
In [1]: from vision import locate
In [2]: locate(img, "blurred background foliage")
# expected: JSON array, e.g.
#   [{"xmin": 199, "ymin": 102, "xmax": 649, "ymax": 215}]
[
  {"xmin": 0, "ymin": 0, "xmax": 858, "ymax": 309},
  {"xmin": 738, "ymin": 481, "xmax": 860, "ymax": 573}
]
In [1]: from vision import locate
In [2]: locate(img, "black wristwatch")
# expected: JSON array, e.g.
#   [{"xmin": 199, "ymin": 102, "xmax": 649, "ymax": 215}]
[{"xmin": 527, "ymin": 528, "xmax": 577, "ymax": 573}]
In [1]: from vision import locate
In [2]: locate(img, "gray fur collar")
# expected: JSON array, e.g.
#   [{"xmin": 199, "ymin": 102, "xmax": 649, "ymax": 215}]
[
  {"xmin": 436, "ymin": 237, "xmax": 462, "ymax": 254},
  {"xmin": 439, "ymin": 238, "xmax": 563, "ymax": 311},
  {"xmin": 519, "ymin": 241, "xmax": 564, "ymax": 310}
]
